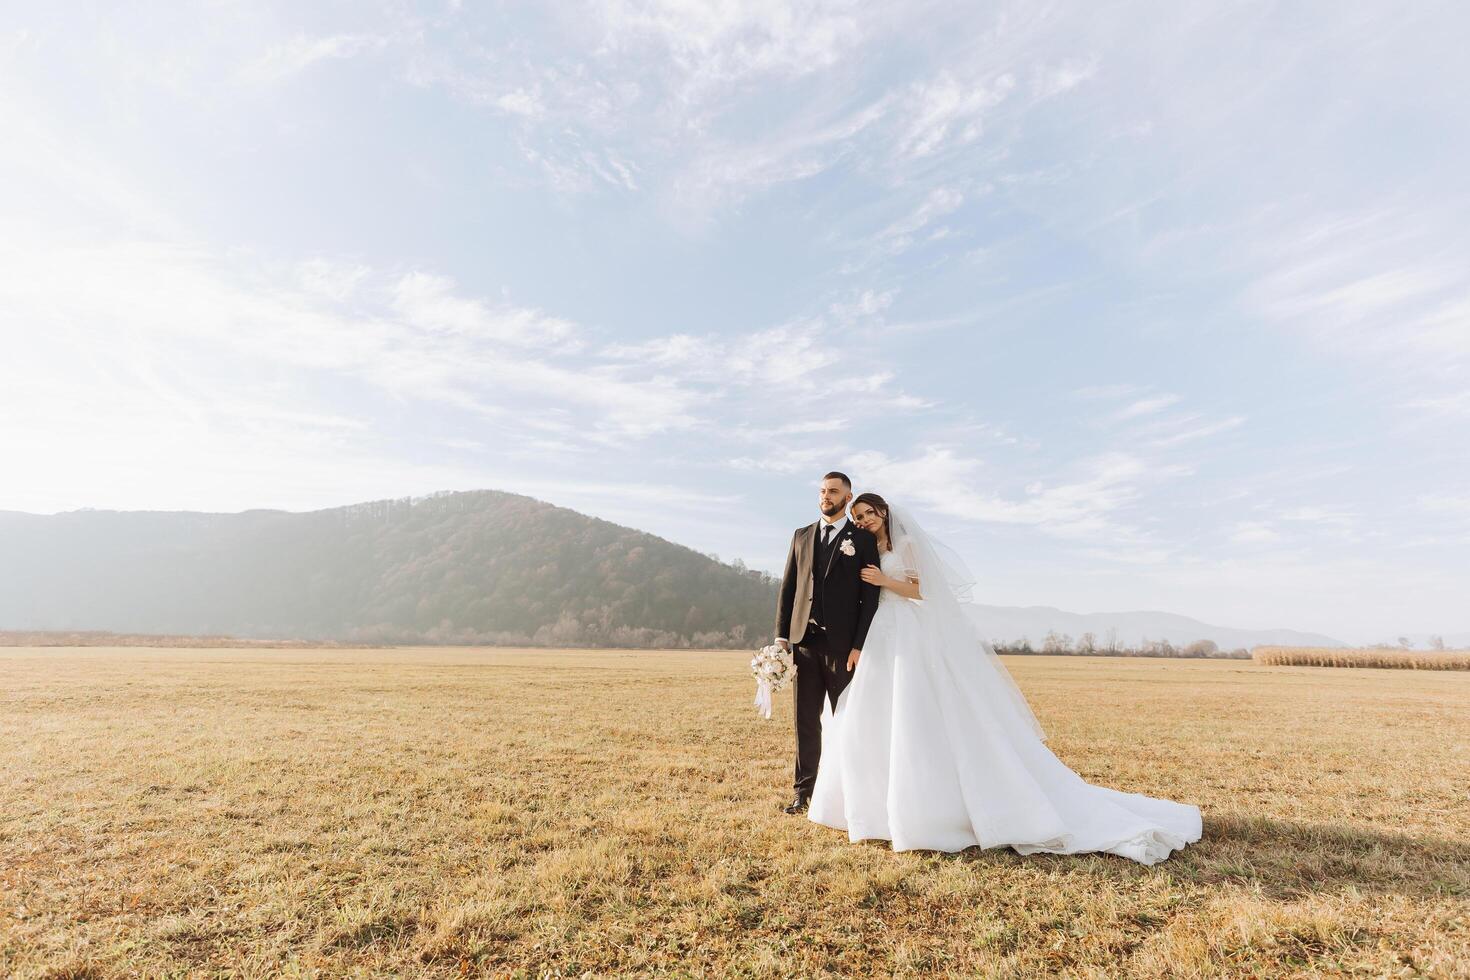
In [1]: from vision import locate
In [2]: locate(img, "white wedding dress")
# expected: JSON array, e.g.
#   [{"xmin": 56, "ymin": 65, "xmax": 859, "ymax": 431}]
[{"xmin": 808, "ymin": 508, "xmax": 1202, "ymax": 865}]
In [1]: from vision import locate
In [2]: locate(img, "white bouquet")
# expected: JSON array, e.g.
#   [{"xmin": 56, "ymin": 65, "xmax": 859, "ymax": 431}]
[{"xmin": 750, "ymin": 642, "xmax": 795, "ymax": 719}]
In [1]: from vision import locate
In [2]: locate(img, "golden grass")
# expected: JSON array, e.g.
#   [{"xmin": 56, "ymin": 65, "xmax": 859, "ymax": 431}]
[
  {"xmin": 1254, "ymin": 646, "xmax": 1470, "ymax": 670},
  {"xmin": 2, "ymin": 647, "xmax": 1467, "ymax": 978}
]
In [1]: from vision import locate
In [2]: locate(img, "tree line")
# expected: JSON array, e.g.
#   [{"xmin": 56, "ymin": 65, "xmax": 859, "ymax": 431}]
[{"xmin": 992, "ymin": 630, "xmax": 1251, "ymax": 659}]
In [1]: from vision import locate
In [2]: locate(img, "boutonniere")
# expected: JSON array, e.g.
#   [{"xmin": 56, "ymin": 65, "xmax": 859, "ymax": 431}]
[{"xmin": 839, "ymin": 538, "xmax": 856, "ymax": 557}]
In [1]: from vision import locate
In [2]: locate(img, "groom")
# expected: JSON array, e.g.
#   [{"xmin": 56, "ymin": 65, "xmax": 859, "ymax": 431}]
[{"xmin": 774, "ymin": 471, "xmax": 882, "ymax": 814}]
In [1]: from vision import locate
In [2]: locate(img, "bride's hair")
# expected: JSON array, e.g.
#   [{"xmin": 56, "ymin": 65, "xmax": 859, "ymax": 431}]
[{"xmin": 850, "ymin": 492, "xmax": 892, "ymax": 551}]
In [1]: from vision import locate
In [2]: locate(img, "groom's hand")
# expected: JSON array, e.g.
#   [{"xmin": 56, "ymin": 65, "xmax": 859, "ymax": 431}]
[{"xmin": 847, "ymin": 648, "xmax": 861, "ymax": 671}]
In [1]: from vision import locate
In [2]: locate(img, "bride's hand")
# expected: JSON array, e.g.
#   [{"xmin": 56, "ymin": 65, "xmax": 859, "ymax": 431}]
[{"xmin": 860, "ymin": 564, "xmax": 887, "ymax": 587}]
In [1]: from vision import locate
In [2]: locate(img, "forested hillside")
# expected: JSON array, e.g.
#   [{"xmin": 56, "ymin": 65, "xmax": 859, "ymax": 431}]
[{"xmin": 0, "ymin": 491, "xmax": 777, "ymax": 648}]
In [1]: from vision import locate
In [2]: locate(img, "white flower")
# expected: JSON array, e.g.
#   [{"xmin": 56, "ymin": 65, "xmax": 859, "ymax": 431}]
[
  {"xmin": 839, "ymin": 538, "xmax": 856, "ymax": 556},
  {"xmin": 751, "ymin": 643, "xmax": 795, "ymax": 718}
]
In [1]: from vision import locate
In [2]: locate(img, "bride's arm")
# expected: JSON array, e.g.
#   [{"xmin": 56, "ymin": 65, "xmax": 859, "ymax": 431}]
[
  {"xmin": 859, "ymin": 564, "xmax": 922, "ymax": 599},
  {"xmin": 861, "ymin": 538, "xmax": 923, "ymax": 598}
]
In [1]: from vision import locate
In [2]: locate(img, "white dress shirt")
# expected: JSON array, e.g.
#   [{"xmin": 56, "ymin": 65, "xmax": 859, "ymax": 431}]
[{"xmin": 819, "ymin": 515, "xmax": 849, "ymax": 541}]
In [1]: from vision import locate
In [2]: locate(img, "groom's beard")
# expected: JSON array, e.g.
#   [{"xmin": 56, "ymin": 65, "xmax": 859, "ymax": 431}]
[{"xmin": 821, "ymin": 504, "xmax": 844, "ymax": 518}]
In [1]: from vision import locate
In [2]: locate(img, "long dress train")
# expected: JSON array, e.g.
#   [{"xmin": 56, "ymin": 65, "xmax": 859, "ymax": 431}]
[{"xmin": 808, "ymin": 546, "xmax": 1201, "ymax": 865}]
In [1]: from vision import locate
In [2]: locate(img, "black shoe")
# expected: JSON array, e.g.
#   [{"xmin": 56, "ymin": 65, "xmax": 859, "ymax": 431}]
[{"xmin": 782, "ymin": 795, "xmax": 811, "ymax": 814}]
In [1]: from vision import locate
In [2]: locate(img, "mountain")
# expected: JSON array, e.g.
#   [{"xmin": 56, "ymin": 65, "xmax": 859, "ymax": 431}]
[
  {"xmin": 0, "ymin": 490, "xmax": 1352, "ymax": 652},
  {"xmin": 966, "ymin": 604, "xmax": 1345, "ymax": 651},
  {"xmin": 0, "ymin": 491, "xmax": 775, "ymax": 648}
]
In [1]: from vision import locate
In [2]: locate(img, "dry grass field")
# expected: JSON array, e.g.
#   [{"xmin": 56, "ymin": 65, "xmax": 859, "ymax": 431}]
[
  {"xmin": 3, "ymin": 647, "xmax": 1467, "ymax": 978},
  {"xmin": 1254, "ymin": 646, "xmax": 1470, "ymax": 671}
]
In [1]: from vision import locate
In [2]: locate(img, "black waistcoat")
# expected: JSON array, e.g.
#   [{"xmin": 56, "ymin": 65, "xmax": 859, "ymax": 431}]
[{"xmin": 810, "ymin": 525, "xmax": 833, "ymax": 628}]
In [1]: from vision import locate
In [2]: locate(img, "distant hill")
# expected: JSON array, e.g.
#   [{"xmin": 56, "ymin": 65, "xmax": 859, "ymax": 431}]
[
  {"xmin": 0, "ymin": 491, "xmax": 776, "ymax": 648},
  {"xmin": 966, "ymin": 604, "xmax": 1345, "ymax": 651},
  {"xmin": 0, "ymin": 491, "xmax": 1354, "ymax": 652}
]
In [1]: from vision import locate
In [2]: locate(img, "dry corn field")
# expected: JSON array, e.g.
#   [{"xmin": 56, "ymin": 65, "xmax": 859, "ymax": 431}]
[
  {"xmin": 1254, "ymin": 646, "xmax": 1470, "ymax": 671},
  {"xmin": 3, "ymin": 647, "xmax": 1467, "ymax": 978}
]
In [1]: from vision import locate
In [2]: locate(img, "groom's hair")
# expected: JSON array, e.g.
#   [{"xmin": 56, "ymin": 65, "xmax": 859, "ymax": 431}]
[{"xmin": 824, "ymin": 471, "xmax": 852, "ymax": 489}]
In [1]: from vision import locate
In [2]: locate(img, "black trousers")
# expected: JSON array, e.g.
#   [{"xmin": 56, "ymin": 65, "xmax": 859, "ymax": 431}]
[{"xmin": 792, "ymin": 633, "xmax": 854, "ymax": 797}]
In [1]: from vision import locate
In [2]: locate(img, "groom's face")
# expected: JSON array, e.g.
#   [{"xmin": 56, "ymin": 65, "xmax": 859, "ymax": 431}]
[{"xmin": 818, "ymin": 478, "xmax": 851, "ymax": 519}]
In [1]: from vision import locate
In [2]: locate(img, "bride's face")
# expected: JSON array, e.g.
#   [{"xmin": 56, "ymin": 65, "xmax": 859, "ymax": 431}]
[{"xmin": 851, "ymin": 502, "xmax": 885, "ymax": 537}]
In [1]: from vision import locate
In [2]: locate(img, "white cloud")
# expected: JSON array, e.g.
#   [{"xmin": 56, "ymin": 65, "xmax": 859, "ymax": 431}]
[
  {"xmin": 440, "ymin": 437, "xmax": 488, "ymax": 452},
  {"xmin": 0, "ymin": 88, "xmax": 183, "ymax": 238},
  {"xmin": 874, "ymin": 186, "xmax": 966, "ymax": 254},
  {"xmin": 1114, "ymin": 393, "xmax": 1180, "ymax": 420},
  {"xmin": 724, "ymin": 319, "xmax": 843, "ymax": 387},
  {"xmin": 671, "ymin": 97, "xmax": 888, "ymax": 211},
  {"xmin": 390, "ymin": 272, "xmax": 579, "ymax": 348},
  {"xmin": 516, "ymin": 136, "xmax": 642, "ymax": 194},
  {"xmin": 590, "ymin": 0, "xmax": 867, "ymax": 94},
  {"xmin": 828, "ymin": 371, "xmax": 895, "ymax": 395},
  {"xmin": 385, "ymin": 0, "xmax": 1084, "ymax": 220},
  {"xmin": 0, "ymin": 238, "xmax": 696, "ymax": 444},
  {"xmin": 847, "ymin": 446, "xmax": 1171, "ymax": 548},
  {"xmin": 1087, "ymin": 389, "xmax": 1244, "ymax": 451},
  {"xmin": 1230, "ymin": 521, "xmax": 1280, "ymax": 545},
  {"xmin": 894, "ymin": 71, "xmax": 1015, "ymax": 160},
  {"xmin": 1279, "ymin": 506, "xmax": 1357, "ymax": 528},
  {"xmin": 602, "ymin": 333, "xmax": 704, "ymax": 366},
  {"xmin": 1420, "ymin": 494, "xmax": 1470, "ymax": 521},
  {"xmin": 599, "ymin": 303, "xmax": 932, "ymax": 442},
  {"xmin": 829, "ymin": 288, "xmax": 896, "ymax": 323},
  {"xmin": 494, "ymin": 88, "xmax": 545, "ymax": 118},
  {"xmin": 1142, "ymin": 415, "xmax": 1245, "ymax": 448},
  {"xmin": 241, "ymin": 34, "xmax": 387, "ymax": 84},
  {"xmin": 296, "ymin": 259, "xmax": 370, "ymax": 302},
  {"xmin": 1074, "ymin": 384, "xmax": 1141, "ymax": 400},
  {"xmin": 605, "ymin": 314, "xmax": 893, "ymax": 396},
  {"xmin": 729, "ymin": 445, "xmax": 844, "ymax": 476},
  {"xmin": 1405, "ymin": 390, "xmax": 1470, "ymax": 418},
  {"xmin": 773, "ymin": 419, "xmax": 849, "ymax": 436},
  {"xmin": 1248, "ymin": 207, "xmax": 1470, "ymax": 380},
  {"xmin": 1032, "ymin": 58, "xmax": 1098, "ymax": 100}
]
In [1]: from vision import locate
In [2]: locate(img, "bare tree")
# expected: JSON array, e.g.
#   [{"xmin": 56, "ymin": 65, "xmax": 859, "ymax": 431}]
[
  {"xmin": 1105, "ymin": 627, "xmax": 1119, "ymax": 655},
  {"xmin": 1398, "ymin": 636, "xmax": 1413, "ymax": 650},
  {"xmin": 1042, "ymin": 631, "xmax": 1073, "ymax": 654},
  {"xmin": 1143, "ymin": 637, "xmax": 1176, "ymax": 658},
  {"xmin": 1184, "ymin": 639, "xmax": 1219, "ymax": 658},
  {"xmin": 1078, "ymin": 631, "xmax": 1097, "ymax": 655},
  {"xmin": 1429, "ymin": 635, "xmax": 1446, "ymax": 651}
]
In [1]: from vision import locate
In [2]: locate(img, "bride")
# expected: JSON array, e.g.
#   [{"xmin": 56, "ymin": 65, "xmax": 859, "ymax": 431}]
[{"xmin": 807, "ymin": 493, "xmax": 1202, "ymax": 865}]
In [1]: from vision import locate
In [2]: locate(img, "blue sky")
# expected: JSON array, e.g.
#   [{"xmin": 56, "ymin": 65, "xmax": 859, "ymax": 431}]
[{"xmin": 2, "ymin": 2, "xmax": 1467, "ymax": 642}]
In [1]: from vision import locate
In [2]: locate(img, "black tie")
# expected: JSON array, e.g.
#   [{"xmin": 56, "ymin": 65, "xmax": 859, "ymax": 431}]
[{"xmin": 822, "ymin": 524, "xmax": 833, "ymax": 550}]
